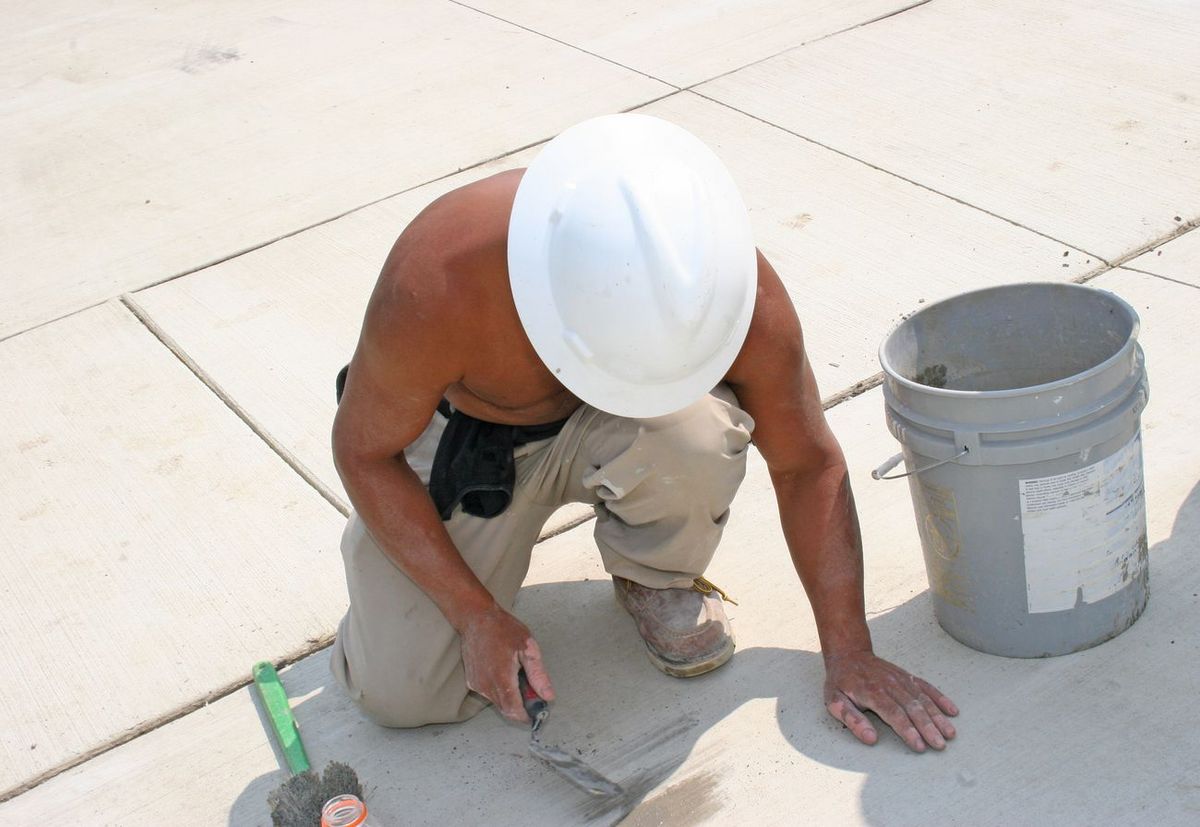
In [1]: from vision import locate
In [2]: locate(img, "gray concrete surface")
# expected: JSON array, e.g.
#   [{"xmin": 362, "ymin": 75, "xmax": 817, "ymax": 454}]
[{"xmin": 1, "ymin": 1, "xmax": 1197, "ymax": 824}]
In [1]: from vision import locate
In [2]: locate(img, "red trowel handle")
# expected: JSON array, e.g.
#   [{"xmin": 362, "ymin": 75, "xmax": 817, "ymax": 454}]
[{"xmin": 517, "ymin": 668, "xmax": 548, "ymax": 727}]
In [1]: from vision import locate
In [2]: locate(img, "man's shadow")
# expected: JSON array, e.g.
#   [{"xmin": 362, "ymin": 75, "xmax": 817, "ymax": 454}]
[
  {"xmin": 230, "ymin": 479, "xmax": 1200, "ymax": 826},
  {"xmin": 230, "ymin": 584, "xmax": 947, "ymax": 826}
]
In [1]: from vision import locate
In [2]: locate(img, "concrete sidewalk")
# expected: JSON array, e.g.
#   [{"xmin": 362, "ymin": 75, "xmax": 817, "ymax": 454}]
[{"xmin": 2, "ymin": 1, "xmax": 1197, "ymax": 824}]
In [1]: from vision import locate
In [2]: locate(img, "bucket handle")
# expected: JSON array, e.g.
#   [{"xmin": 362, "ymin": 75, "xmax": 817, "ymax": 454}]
[{"xmin": 871, "ymin": 447, "xmax": 970, "ymax": 480}]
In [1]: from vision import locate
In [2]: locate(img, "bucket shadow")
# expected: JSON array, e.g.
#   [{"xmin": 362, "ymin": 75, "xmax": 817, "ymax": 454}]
[{"xmin": 848, "ymin": 477, "xmax": 1200, "ymax": 827}]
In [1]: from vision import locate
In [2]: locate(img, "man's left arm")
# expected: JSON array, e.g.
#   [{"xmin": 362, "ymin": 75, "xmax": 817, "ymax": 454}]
[{"xmin": 726, "ymin": 252, "xmax": 959, "ymax": 752}]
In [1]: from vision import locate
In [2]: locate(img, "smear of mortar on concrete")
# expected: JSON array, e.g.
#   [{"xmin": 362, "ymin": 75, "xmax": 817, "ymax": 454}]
[
  {"xmin": 618, "ymin": 771, "xmax": 722, "ymax": 827},
  {"xmin": 572, "ymin": 714, "xmax": 702, "ymax": 824},
  {"xmin": 603, "ymin": 714, "xmax": 698, "ymax": 768},
  {"xmin": 577, "ymin": 757, "xmax": 680, "ymax": 824},
  {"xmin": 914, "ymin": 363, "xmax": 948, "ymax": 388}
]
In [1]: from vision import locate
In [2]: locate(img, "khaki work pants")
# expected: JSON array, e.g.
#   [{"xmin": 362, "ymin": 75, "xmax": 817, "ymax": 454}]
[{"xmin": 329, "ymin": 386, "xmax": 754, "ymax": 727}]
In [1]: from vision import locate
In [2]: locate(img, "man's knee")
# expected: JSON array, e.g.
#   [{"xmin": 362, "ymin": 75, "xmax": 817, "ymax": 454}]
[
  {"xmin": 356, "ymin": 685, "xmax": 488, "ymax": 729},
  {"xmin": 592, "ymin": 388, "xmax": 753, "ymax": 513},
  {"xmin": 334, "ymin": 658, "xmax": 487, "ymax": 729},
  {"xmin": 654, "ymin": 384, "xmax": 751, "ymax": 459},
  {"xmin": 329, "ymin": 618, "xmax": 486, "ymax": 728}
]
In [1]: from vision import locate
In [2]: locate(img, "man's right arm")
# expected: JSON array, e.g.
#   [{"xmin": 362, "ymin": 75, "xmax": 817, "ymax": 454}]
[{"xmin": 330, "ymin": 248, "xmax": 554, "ymax": 721}]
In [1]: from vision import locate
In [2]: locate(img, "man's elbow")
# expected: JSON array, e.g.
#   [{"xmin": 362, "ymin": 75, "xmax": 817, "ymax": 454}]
[
  {"xmin": 331, "ymin": 412, "xmax": 369, "ymax": 489},
  {"xmin": 768, "ymin": 444, "xmax": 847, "ymax": 489}
]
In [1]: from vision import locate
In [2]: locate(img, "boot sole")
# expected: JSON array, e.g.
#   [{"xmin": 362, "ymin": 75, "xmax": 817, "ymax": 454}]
[{"xmin": 644, "ymin": 634, "xmax": 736, "ymax": 678}]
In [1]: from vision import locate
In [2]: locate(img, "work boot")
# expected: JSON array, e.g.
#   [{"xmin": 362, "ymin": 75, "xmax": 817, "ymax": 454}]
[{"xmin": 613, "ymin": 575, "xmax": 736, "ymax": 678}]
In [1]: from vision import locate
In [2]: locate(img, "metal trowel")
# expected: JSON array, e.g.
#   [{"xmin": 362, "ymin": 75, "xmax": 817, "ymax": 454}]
[{"xmin": 518, "ymin": 669, "xmax": 624, "ymax": 799}]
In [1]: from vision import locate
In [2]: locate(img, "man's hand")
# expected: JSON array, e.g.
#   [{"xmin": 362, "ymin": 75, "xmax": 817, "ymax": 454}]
[
  {"xmin": 824, "ymin": 651, "xmax": 959, "ymax": 752},
  {"xmin": 458, "ymin": 605, "xmax": 555, "ymax": 723}
]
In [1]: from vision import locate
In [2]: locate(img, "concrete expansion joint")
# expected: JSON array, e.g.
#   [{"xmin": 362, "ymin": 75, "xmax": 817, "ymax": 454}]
[
  {"xmin": 0, "ymin": 298, "xmax": 105, "ymax": 346},
  {"xmin": 0, "ymin": 634, "xmax": 336, "ymax": 805},
  {"xmin": 681, "ymin": 0, "xmax": 935, "ymax": 93},
  {"xmin": 118, "ymin": 293, "xmax": 350, "ymax": 518},
  {"xmin": 1072, "ymin": 221, "xmax": 1199, "ymax": 288},
  {"xmin": 822, "ymin": 372, "xmax": 885, "ymax": 410},
  {"xmin": 1117, "ymin": 267, "xmax": 1200, "ymax": 291},
  {"xmin": 446, "ymin": 0, "xmax": 681, "ymax": 90},
  {"xmin": 691, "ymin": 90, "xmax": 1098, "ymax": 258}
]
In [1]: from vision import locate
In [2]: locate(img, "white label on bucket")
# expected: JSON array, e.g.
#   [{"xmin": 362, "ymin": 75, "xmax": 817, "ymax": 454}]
[{"xmin": 1019, "ymin": 433, "xmax": 1147, "ymax": 614}]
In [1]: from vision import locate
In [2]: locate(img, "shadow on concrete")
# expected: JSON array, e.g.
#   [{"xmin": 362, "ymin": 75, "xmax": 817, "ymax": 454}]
[
  {"xmin": 228, "ymin": 582, "xmax": 942, "ymax": 826},
  {"xmin": 229, "ymin": 481, "xmax": 1200, "ymax": 825},
  {"xmin": 848, "ymin": 478, "xmax": 1200, "ymax": 827}
]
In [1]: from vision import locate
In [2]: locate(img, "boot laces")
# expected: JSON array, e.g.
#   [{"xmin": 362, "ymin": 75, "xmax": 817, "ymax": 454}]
[{"xmin": 692, "ymin": 576, "xmax": 738, "ymax": 606}]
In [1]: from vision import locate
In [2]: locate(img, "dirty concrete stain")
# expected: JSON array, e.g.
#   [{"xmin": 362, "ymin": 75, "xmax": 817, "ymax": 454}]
[
  {"xmin": 620, "ymin": 771, "xmax": 722, "ymax": 827},
  {"xmin": 180, "ymin": 46, "xmax": 242, "ymax": 74},
  {"xmin": 155, "ymin": 453, "xmax": 184, "ymax": 475},
  {"xmin": 783, "ymin": 212, "xmax": 813, "ymax": 230},
  {"xmin": 17, "ymin": 435, "xmax": 50, "ymax": 452},
  {"xmin": 18, "ymin": 502, "xmax": 50, "ymax": 522}
]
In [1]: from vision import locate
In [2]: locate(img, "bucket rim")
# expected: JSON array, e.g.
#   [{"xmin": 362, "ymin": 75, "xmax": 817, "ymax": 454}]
[{"xmin": 878, "ymin": 282, "xmax": 1141, "ymax": 399}]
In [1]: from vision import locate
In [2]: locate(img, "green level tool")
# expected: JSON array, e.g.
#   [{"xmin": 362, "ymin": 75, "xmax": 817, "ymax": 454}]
[{"xmin": 252, "ymin": 660, "xmax": 310, "ymax": 775}]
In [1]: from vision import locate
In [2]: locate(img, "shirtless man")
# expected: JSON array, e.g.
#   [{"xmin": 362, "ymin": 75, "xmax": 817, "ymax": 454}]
[{"xmin": 330, "ymin": 115, "xmax": 958, "ymax": 753}]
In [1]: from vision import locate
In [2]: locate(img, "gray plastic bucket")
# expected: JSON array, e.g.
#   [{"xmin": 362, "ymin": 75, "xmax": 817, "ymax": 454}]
[{"xmin": 876, "ymin": 283, "xmax": 1149, "ymax": 658}]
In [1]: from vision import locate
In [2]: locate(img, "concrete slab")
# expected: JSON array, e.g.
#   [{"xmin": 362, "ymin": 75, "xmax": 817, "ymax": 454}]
[
  {"xmin": 127, "ymin": 145, "xmax": 599, "ymax": 536},
  {"xmin": 645, "ymin": 93, "xmax": 1098, "ymax": 392},
  {"xmin": 1124, "ymin": 226, "xmax": 1200, "ymax": 286},
  {"xmin": 127, "ymin": 148, "xmax": 529, "ymax": 512},
  {"xmin": 132, "ymin": 90, "xmax": 1083, "ymax": 527},
  {"xmin": 0, "ymin": 302, "xmax": 346, "ymax": 798},
  {"xmin": 460, "ymin": 0, "xmax": 926, "ymax": 87},
  {"xmin": 697, "ymin": 0, "xmax": 1200, "ymax": 261},
  {"xmin": 6, "ymin": 270, "xmax": 1197, "ymax": 825},
  {"xmin": 0, "ymin": 0, "xmax": 669, "ymax": 338}
]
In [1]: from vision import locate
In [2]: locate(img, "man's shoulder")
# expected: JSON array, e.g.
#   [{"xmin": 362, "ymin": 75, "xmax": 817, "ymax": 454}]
[
  {"xmin": 415, "ymin": 168, "xmax": 525, "ymax": 243},
  {"xmin": 384, "ymin": 169, "xmax": 524, "ymax": 289},
  {"xmin": 368, "ymin": 169, "xmax": 526, "ymax": 345}
]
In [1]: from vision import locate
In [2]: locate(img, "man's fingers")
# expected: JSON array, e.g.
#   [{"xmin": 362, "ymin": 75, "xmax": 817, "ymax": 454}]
[
  {"xmin": 519, "ymin": 642, "xmax": 555, "ymax": 702},
  {"xmin": 870, "ymin": 694, "xmax": 927, "ymax": 753},
  {"xmin": 920, "ymin": 694, "xmax": 957, "ymax": 741},
  {"xmin": 917, "ymin": 678, "xmax": 959, "ymax": 717},
  {"xmin": 894, "ymin": 693, "xmax": 946, "ymax": 751},
  {"xmin": 827, "ymin": 690, "xmax": 877, "ymax": 745},
  {"xmin": 826, "ymin": 655, "xmax": 959, "ymax": 752},
  {"xmin": 493, "ymin": 678, "xmax": 528, "ymax": 723}
]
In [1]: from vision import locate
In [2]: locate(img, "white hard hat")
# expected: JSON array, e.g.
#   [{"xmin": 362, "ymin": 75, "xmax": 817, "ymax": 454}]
[{"xmin": 508, "ymin": 114, "xmax": 757, "ymax": 418}]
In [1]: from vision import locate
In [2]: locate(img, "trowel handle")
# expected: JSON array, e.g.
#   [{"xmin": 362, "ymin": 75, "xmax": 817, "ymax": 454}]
[{"xmin": 517, "ymin": 668, "xmax": 548, "ymax": 726}]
